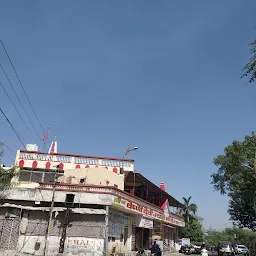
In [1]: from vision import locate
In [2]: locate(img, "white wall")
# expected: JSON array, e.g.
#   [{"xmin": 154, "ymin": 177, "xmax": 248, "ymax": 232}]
[
  {"xmin": 17, "ymin": 235, "xmax": 104, "ymax": 256},
  {"xmin": 61, "ymin": 167, "xmax": 125, "ymax": 190}
]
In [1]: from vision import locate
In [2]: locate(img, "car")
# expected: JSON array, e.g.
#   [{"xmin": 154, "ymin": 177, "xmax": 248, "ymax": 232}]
[
  {"xmin": 235, "ymin": 245, "xmax": 249, "ymax": 255},
  {"xmin": 218, "ymin": 241, "xmax": 235, "ymax": 256}
]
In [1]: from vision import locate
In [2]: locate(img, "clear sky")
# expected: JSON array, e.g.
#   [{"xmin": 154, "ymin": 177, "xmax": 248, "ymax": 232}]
[{"xmin": 1, "ymin": 1, "xmax": 256, "ymax": 230}]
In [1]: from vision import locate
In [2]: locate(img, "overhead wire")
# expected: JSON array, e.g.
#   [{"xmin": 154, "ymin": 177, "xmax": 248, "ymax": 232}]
[
  {"xmin": 1, "ymin": 143, "xmax": 16, "ymax": 155},
  {"xmin": 0, "ymin": 40, "xmax": 45, "ymax": 134},
  {"xmin": 0, "ymin": 107, "xmax": 26, "ymax": 148},
  {"xmin": 2, "ymin": 150, "xmax": 14, "ymax": 163},
  {"xmin": 0, "ymin": 64, "xmax": 41, "ymax": 141},
  {"xmin": 0, "ymin": 80, "xmax": 38, "ymax": 143}
]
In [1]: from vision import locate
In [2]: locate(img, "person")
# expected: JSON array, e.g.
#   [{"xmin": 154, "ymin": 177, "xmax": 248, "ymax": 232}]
[
  {"xmin": 150, "ymin": 241, "xmax": 161, "ymax": 256},
  {"xmin": 201, "ymin": 242, "xmax": 206, "ymax": 250}
]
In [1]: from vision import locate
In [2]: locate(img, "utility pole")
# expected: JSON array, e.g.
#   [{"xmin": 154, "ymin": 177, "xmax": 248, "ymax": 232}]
[
  {"xmin": 44, "ymin": 166, "xmax": 59, "ymax": 256},
  {"xmin": 59, "ymin": 208, "xmax": 70, "ymax": 253},
  {"xmin": 104, "ymin": 205, "xmax": 109, "ymax": 256}
]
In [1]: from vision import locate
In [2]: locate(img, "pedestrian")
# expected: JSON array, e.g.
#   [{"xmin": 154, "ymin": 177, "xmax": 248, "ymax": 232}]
[{"xmin": 150, "ymin": 241, "xmax": 162, "ymax": 256}]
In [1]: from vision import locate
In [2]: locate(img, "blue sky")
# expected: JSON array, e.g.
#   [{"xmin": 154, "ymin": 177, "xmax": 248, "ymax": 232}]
[{"xmin": 1, "ymin": 1, "xmax": 256, "ymax": 230}]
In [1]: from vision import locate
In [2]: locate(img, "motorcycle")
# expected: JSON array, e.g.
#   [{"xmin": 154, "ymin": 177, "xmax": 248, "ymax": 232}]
[
  {"xmin": 184, "ymin": 246, "xmax": 191, "ymax": 255},
  {"xmin": 136, "ymin": 249, "xmax": 146, "ymax": 256}
]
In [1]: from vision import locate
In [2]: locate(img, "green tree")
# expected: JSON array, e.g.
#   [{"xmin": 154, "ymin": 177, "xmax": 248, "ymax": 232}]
[
  {"xmin": 181, "ymin": 218, "xmax": 204, "ymax": 243},
  {"xmin": 181, "ymin": 196, "xmax": 198, "ymax": 223},
  {"xmin": 205, "ymin": 229, "xmax": 233, "ymax": 246},
  {"xmin": 205, "ymin": 227, "xmax": 256, "ymax": 247},
  {"xmin": 242, "ymin": 38, "xmax": 256, "ymax": 84},
  {"xmin": 0, "ymin": 143, "xmax": 17, "ymax": 191},
  {"xmin": 211, "ymin": 133, "xmax": 256, "ymax": 230}
]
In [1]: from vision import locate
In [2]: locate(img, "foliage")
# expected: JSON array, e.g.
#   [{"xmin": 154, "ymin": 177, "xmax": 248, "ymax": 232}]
[
  {"xmin": 181, "ymin": 218, "xmax": 204, "ymax": 243},
  {"xmin": 242, "ymin": 39, "xmax": 256, "ymax": 84},
  {"xmin": 211, "ymin": 133, "xmax": 256, "ymax": 230},
  {"xmin": 205, "ymin": 227, "xmax": 256, "ymax": 247},
  {"xmin": 0, "ymin": 142, "xmax": 18, "ymax": 191},
  {"xmin": 181, "ymin": 196, "xmax": 198, "ymax": 223}
]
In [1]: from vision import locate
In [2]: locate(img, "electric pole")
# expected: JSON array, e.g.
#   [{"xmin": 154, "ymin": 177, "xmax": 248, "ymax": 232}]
[{"xmin": 44, "ymin": 165, "xmax": 59, "ymax": 256}]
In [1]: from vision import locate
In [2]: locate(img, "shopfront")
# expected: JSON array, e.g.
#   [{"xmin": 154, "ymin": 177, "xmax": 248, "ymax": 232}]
[
  {"xmin": 134, "ymin": 216, "xmax": 153, "ymax": 250},
  {"xmin": 111, "ymin": 195, "xmax": 185, "ymax": 251},
  {"xmin": 108, "ymin": 210, "xmax": 131, "ymax": 253}
]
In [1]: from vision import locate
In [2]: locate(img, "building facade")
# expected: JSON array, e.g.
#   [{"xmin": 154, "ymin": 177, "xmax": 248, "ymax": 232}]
[{"xmin": 0, "ymin": 146, "xmax": 185, "ymax": 256}]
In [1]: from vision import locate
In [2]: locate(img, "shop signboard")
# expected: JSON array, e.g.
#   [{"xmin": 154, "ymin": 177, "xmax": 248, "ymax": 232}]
[
  {"xmin": 65, "ymin": 237, "xmax": 104, "ymax": 254},
  {"xmin": 134, "ymin": 216, "xmax": 153, "ymax": 229},
  {"xmin": 112, "ymin": 196, "xmax": 185, "ymax": 227}
]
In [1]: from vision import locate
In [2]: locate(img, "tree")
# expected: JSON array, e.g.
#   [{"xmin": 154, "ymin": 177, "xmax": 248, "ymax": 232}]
[
  {"xmin": 181, "ymin": 218, "xmax": 204, "ymax": 243},
  {"xmin": 211, "ymin": 133, "xmax": 256, "ymax": 230},
  {"xmin": 242, "ymin": 36, "xmax": 256, "ymax": 84},
  {"xmin": 0, "ymin": 143, "xmax": 17, "ymax": 191},
  {"xmin": 205, "ymin": 227, "xmax": 256, "ymax": 247},
  {"xmin": 181, "ymin": 196, "xmax": 198, "ymax": 223}
]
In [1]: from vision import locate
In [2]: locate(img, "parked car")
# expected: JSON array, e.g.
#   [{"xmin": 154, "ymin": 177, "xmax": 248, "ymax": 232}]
[
  {"xmin": 218, "ymin": 241, "xmax": 235, "ymax": 256},
  {"xmin": 235, "ymin": 245, "xmax": 249, "ymax": 255}
]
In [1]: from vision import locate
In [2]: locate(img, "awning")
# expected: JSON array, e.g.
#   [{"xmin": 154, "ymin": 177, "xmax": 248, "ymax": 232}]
[
  {"xmin": 164, "ymin": 224, "xmax": 176, "ymax": 229},
  {"xmin": 1, "ymin": 203, "xmax": 106, "ymax": 214}
]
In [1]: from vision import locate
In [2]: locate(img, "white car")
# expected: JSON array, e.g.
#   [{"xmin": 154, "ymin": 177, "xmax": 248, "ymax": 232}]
[{"xmin": 235, "ymin": 245, "xmax": 249, "ymax": 255}]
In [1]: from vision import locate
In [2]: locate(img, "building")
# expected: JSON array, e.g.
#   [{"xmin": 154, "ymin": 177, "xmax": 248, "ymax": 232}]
[{"xmin": 0, "ymin": 142, "xmax": 185, "ymax": 256}]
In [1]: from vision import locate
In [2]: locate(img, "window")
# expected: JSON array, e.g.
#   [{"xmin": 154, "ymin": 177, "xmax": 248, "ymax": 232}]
[
  {"xmin": 18, "ymin": 170, "xmax": 62, "ymax": 183},
  {"xmin": 19, "ymin": 171, "xmax": 32, "ymax": 181},
  {"xmin": 31, "ymin": 172, "xmax": 43, "ymax": 183},
  {"xmin": 44, "ymin": 172, "xmax": 55, "ymax": 183}
]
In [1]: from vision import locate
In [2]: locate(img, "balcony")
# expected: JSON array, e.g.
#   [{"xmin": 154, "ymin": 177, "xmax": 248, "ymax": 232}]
[{"xmin": 16, "ymin": 150, "xmax": 134, "ymax": 174}]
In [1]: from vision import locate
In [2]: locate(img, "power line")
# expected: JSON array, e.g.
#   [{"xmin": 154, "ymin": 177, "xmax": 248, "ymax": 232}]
[
  {"xmin": 0, "ymin": 64, "xmax": 42, "ymax": 141},
  {"xmin": 3, "ymin": 150, "xmax": 14, "ymax": 163},
  {"xmin": 0, "ymin": 80, "xmax": 38, "ymax": 143},
  {"xmin": 0, "ymin": 107, "xmax": 26, "ymax": 148},
  {"xmin": 0, "ymin": 40, "xmax": 45, "ymax": 134},
  {"xmin": 1, "ymin": 143, "xmax": 15, "ymax": 155}
]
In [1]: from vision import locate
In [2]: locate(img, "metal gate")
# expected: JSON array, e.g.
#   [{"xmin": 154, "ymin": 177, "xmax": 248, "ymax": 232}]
[{"xmin": 0, "ymin": 218, "xmax": 20, "ymax": 250}]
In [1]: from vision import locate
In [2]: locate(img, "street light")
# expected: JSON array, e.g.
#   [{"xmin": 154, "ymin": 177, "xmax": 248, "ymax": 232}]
[
  {"xmin": 122, "ymin": 146, "xmax": 138, "ymax": 160},
  {"xmin": 121, "ymin": 146, "xmax": 138, "ymax": 174}
]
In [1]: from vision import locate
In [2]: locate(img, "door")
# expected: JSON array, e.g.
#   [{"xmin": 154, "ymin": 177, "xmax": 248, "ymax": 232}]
[{"xmin": 124, "ymin": 226, "xmax": 129, "ymax": 249}]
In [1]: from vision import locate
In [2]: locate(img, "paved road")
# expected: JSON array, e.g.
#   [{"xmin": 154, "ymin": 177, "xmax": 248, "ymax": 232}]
[{"xmin": 208, "ymin": 252, "xmax": 218, "ymax": 256}]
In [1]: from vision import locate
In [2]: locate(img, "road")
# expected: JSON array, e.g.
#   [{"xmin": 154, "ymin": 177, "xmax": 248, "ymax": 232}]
[{"xmin": 208, "ymin": 252, "xmax": 218, "ymax": 256}]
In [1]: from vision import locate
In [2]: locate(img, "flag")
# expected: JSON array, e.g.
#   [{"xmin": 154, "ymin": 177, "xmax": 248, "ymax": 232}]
[
  {"xmin": 42, "ymin": 130, "xmax": 48, "ymax": 143},
  {"xmin": 125, "ymin": 145, "xmax": 131, "ymax": 155}
]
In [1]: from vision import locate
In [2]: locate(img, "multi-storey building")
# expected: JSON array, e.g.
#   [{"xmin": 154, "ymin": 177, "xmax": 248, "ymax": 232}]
[{"xmin": 0, "ymin": 142, "xmax": 184, "ymax": 256}]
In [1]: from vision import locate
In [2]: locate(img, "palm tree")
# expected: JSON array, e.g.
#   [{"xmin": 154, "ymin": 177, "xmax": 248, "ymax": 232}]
[{"xmin": 182, "ymin": 196, "xmax": 198, "ymax": 223}]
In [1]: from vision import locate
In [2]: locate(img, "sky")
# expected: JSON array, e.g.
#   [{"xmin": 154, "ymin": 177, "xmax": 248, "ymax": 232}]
[{"xmin": 0, "ymin": 1, "xmax": 256, "ymax": 230}]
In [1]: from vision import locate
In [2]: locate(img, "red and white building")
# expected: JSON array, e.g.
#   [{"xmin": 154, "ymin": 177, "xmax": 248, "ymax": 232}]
[{"xmin": 0, "ymin": 141, "xmax": 185, "ymax": 256}]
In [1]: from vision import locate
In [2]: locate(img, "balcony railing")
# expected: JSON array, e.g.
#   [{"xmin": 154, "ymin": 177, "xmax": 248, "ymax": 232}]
[
  {"xmin": 18, "ymin": 150, "xmax": 134, "ymax": 169},
  {"xmin": 19, "ymin": 152, "xmax": 72, "ymax": 163}
]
